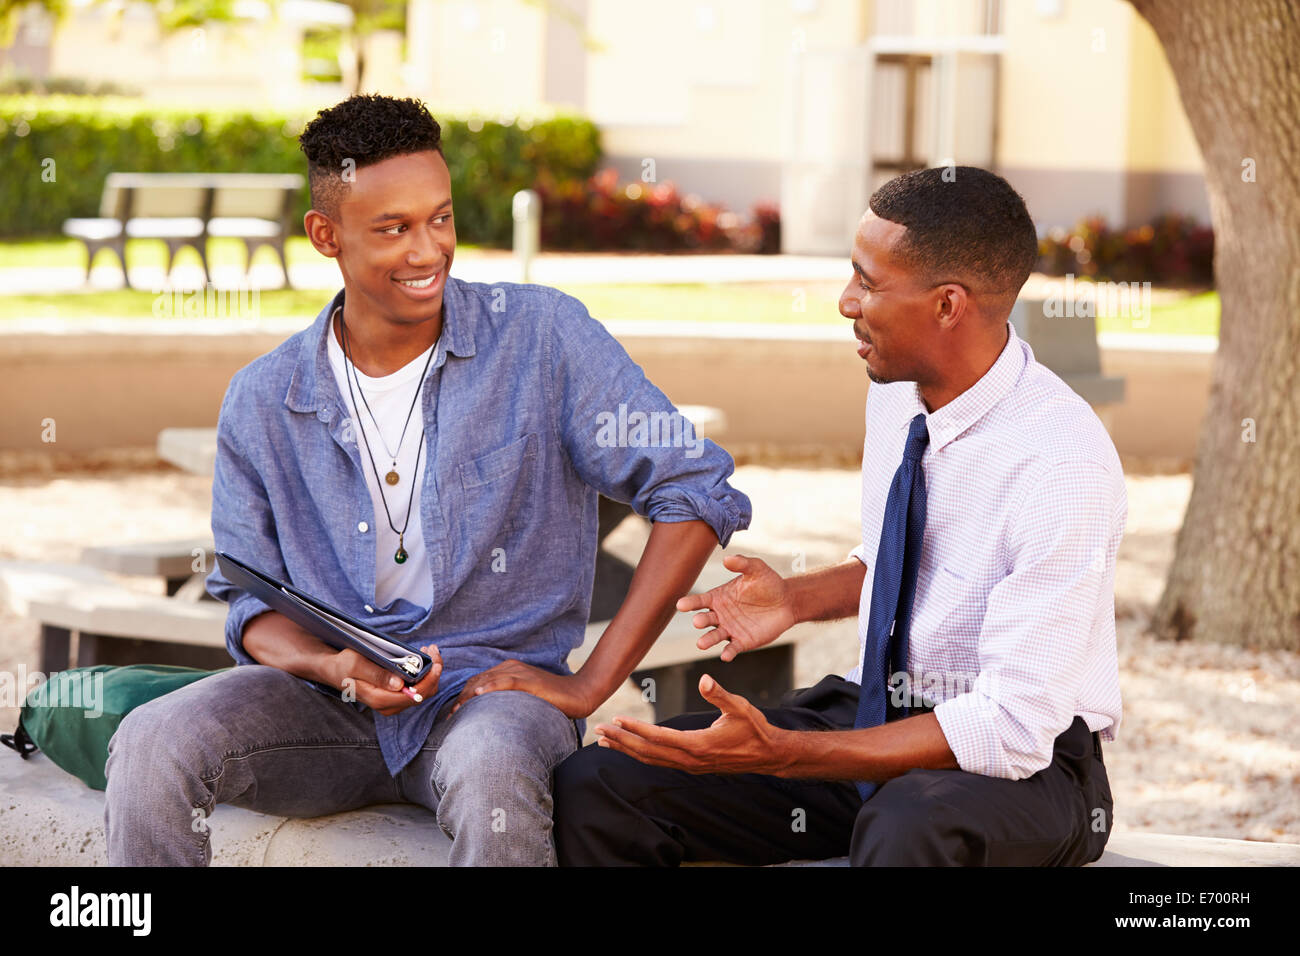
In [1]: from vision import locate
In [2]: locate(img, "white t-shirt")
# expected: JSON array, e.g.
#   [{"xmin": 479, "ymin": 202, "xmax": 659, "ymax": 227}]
[{"xmin": 326, "ymin": 307, "xmax": 435, "ymax": 612}]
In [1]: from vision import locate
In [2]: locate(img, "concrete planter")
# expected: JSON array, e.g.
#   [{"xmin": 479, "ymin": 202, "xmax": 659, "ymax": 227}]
[{"xmin": 1012, "ymin": 296, "xmax": 1126, "ymax": 408}]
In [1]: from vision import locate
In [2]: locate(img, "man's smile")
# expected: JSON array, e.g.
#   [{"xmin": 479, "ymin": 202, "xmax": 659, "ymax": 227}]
[
  {"xmin": 393, "ymin": 269, "xmax": 446, "ymax": 299},
  {"xmin": 854, "ymin": 324, "xmax": 873, "ymax": 359}
]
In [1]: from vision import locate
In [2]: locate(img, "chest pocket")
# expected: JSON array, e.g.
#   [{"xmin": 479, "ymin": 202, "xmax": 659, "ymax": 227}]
[
  {"xmin": 912, "ymin": 562, "xmax": 988, "ymax": 676},
  {"xmin": 458, "ymin": 432, "xmax": 539, "ymax": 532},
  {"xmin": 914, "ymin": 564, "xmax": 970, "ymax": 634}
]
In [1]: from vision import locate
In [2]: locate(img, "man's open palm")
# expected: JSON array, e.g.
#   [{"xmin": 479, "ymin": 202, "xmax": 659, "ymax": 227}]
[{"xmin": 676, "ymin": 554, "xmax": 796, "ymax": 661}]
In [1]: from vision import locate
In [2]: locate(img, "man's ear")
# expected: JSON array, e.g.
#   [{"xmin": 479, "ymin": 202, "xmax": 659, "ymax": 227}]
[
  {"xmin": 934, "ymin": 283, "xmax": 969, "ymax": 332},
  {"xmin": 304, "ymin": 209, "xmax": 341, "ymax": 260}
]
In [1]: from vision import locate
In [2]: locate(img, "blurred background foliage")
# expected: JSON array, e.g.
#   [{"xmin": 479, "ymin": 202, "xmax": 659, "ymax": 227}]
[
  {"xmin": 1038, "ymin": 212, "xmax": 1214, "ymax": 287},
  {"xmin": 0, "ymin": 95, "xmax": 602, "ymax": 243}
]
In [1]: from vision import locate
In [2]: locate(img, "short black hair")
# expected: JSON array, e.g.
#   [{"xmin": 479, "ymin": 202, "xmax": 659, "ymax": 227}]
[
  {"xmin": 869, "ymin": 166, "xmax": 1038, "ymax": 297},
  {"xmin": 298, "ymin": 94, "xmax": 443, "ymax": 222}
]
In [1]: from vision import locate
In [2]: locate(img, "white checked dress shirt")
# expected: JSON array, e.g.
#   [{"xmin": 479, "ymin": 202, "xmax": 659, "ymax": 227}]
[{"xmin": 846, "ymin": 322, "xmax": 1126, "ymax": 780}]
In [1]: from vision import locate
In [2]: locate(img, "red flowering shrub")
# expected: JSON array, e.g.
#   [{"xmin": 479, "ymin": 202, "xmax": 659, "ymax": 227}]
[
  {"xmin": 535, "ymin": 169, "xmax": 780, "ymax": 253},
  {"xmin": 1038, "ymin": 213, "xmax": 1214, "ymax": 286}
]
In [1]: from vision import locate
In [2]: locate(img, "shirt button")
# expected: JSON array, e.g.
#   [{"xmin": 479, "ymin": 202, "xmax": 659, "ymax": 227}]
[
  {"xmin": 318, "ymin": 407, "xmax": 333, "ymax": 422},
  {"xmin": 364, "ymin": 604, "xmax": 374, "ymax": 613},
  {"xmin": 357, "ymin": 521, "xmax": 369, "ymax": 533}
]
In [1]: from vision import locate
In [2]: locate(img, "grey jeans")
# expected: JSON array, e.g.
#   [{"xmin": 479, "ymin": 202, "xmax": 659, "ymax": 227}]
[{"xmin": 103, "ymin": 665, "xmax": 581, "ymax": 866}]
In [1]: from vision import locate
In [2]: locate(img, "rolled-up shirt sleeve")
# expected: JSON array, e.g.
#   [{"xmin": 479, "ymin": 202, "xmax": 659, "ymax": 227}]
[
  {"xmin": 204, "ymin": 376, "xmax": 286, "ymax": 666},
  {"xmin": 544, "ymin": 293, "xmax": 752, "ymax": 547},
  {"xmin": 933, "ymin": 458, "xmax": 1124, "ymax": 780}
]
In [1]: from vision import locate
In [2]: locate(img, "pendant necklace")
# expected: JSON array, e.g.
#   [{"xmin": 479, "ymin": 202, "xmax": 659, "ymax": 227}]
[
  {"xmin": 336, "ymin": 306, "xmax": 426, "ymax": 486},
  {"xmin": 338, "ymin": 307, "xmax": 435, "ymax": 564}
]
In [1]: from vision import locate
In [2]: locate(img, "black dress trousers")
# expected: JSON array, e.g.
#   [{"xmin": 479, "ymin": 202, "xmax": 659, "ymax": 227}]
[{"xmin": 553, "ymin": 675, "xmax": 1113, "ymax": 866}]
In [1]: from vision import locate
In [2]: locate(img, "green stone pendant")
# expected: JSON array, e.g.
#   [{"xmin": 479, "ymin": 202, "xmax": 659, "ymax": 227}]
[{"xmin": 394, "ymin": 537, "xmax": 408, "ymax": 564}]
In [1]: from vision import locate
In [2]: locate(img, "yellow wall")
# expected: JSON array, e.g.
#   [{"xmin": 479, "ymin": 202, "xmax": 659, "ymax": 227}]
[
  {"xmin": 49, "ymin": 13, "xmax": 300, "ymax": 106},
  {"xmin": 996, "ymin": 0, "xmax": 1201, "ymax": 173},
  {"xmin": 593, "ymin": 0, "xmax": 1203, "ymax": 177},
  {"xmin": 590, "ymin": 0, "xmax": 872, "ymax": 163},
  {"xmin": 997, "ymin": 0, "xmax": 1134, "ymax": 170},
  {"xmin": 410, "ymin": 0, "xmax": 548, "ymax": 116},
  {"xmin": 1123, "ymin": 11, "xmax": 1203, "ymax": 173}
]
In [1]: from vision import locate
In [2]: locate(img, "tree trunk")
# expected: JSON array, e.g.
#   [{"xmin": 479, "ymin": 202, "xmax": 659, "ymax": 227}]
[{"xmin": 1129, "ymin": 0, "xmax": 1300, "ymax": 650}]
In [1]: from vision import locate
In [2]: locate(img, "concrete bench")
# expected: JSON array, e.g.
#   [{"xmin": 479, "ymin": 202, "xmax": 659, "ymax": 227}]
[
  {"xmin": 62, "ymin": 172, "xmax": 303, "ymax": 289},
  {"xmin": 157, "ymin": 426, "xmax": 219, "ymax": 476},
  {"xmin": 3, "ymin": 751, "xmax": 1296, "ymax": 867},
  {"xmin": 81, "ymin": 537, "xmax": 216, "ymax": 597},
  {"xmin": 0, "ymin": 560, "xmax": 231, "ymax": 672},
  {"xmin": 5, "ymin": 567, "xmax": 1296, "ymax": 868}
]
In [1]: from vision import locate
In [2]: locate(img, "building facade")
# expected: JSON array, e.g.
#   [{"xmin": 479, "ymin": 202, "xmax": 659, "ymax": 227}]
[{"xmin": 402, "ymin": 0, "xmax": 1208, "ymax": 252}]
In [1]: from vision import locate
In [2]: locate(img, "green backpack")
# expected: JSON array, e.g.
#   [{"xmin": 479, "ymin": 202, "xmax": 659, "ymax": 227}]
[{"xmin": 1, "ymin": 664, "xmax": 228, "ymax": 790}]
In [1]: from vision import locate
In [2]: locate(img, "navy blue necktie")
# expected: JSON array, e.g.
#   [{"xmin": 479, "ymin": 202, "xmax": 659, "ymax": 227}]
[{"xmin": 854, "ymin": 412, "xmax": 929, "ymax": 800}]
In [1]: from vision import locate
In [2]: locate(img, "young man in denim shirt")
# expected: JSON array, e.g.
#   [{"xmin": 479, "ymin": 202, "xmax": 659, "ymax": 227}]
[{"xmin": 103, "ymin": 94, "xmax": 751, "ymax": 866}]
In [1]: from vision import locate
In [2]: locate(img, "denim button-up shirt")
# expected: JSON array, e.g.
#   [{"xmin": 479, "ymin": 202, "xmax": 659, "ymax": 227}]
[{"xmin": 205, "ymin": 277, "xmax": 752, "ymax": 775}]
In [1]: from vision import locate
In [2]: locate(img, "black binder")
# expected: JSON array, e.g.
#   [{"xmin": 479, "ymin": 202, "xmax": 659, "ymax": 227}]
[{"xmin": 215, "ymin": 550, "xmax": 433, "ymax": 685}]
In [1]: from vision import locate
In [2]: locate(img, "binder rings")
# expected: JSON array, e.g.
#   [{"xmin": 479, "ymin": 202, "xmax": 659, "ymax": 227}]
[{"xmin": 215, "ymin": 550, "xmax": 433, "ymax": 685}]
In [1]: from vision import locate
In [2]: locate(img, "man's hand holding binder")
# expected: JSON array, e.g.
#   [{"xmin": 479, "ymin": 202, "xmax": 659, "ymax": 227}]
[
  {"xmin": 242, "ymin": 611, "xmax": 442, "ymax": 716},
  {"xmin": 328, "ymin": 643, "xmax": 443, "ymax": 716}
]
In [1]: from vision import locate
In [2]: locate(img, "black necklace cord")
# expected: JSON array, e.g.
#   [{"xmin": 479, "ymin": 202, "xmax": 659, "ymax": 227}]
[
  {"xmin": 338, "ymin": 306, "xmax": 428, "ymax": 461},
  {"xmin": 339, "ymin": 308, "xmax": 432, "ymax": 542}
]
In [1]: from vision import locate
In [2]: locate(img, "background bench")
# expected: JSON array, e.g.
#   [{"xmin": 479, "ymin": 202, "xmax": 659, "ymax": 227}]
[{"xmin": 62, "ymin": 172, "xmax": 303, "ymax": 289}]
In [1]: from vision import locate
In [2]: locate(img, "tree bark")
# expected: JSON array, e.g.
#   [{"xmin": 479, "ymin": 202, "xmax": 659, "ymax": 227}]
[{"xmin": 1129, "ymin": 0, "xmax": 1300, "ymax": 649}]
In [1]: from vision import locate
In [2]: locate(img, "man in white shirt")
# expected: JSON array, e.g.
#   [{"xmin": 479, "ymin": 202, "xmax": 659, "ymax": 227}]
[{"xmin": 552, "ymin": 166, "xmax": 1126, "ymax": 866}]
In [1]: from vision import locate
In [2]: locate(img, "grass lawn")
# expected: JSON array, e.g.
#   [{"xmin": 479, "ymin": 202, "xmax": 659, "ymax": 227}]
[
  {"xmin": 556, "ymin": 283, "xmax": 1220, "ymax": 337},
  {"xmin": 564, "ymin": 282, "xmax": 847, "ymax": 325},
  {"xmin": 1095, "ymin": 289, "xmax": 1219, "ymax": 337},
  {"xmin": 0, "ymin": 235, "xmax": 1220, "ymax": 336},
  {"xmin": 0, "ymin": 280, "xmax": 1222, "ymax": 334},
  {"xmin": 0, "ymin": 287, "xmax": 329, "ymax": 320},
  {"xmin": 0, "ymin": 235, "xmax": 329, "ymax": 271},
  {"xmin": 0, "ymin": 235, "xmax": 483, "ymax": 271},
  {"xmin": 0, "ymin": 279, "xmax": 849, "ymax": 322}
]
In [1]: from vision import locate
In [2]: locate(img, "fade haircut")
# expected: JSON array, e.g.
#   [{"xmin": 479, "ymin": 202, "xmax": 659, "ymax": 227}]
[
  {"xmin": 869, "ymin": 166, "xmax": 1038, "ymax": 298},
  {"xmin": 298, "ymin": 94, "xmax": 444, "ymax": 222}
]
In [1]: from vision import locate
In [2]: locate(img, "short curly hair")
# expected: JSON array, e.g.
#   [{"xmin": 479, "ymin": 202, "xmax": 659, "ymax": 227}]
[
  {"xmin": 869, "ymin": 166, "xmax": 1038, "ymax": 298},
  {"xmin": 298, "ymin": 94, "xmax": 443, "ymax": 222}
]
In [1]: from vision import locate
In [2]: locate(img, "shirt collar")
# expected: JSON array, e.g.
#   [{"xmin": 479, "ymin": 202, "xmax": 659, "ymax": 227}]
[
  {"xmin": 898, "ymin": 321, "xmax": 1026, "ymax": 453},
  {"xmin": 285, "ymin": 278, "xmax": 476, "ymax": 414}
]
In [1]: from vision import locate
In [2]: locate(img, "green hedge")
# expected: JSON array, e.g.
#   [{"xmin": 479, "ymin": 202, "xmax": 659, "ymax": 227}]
[{"xmin": 0, "ymin": 96, "xmax": 602, "ymax": 244}]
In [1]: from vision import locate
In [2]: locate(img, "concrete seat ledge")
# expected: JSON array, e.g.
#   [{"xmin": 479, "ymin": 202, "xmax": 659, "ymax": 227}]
[{"xmin": 4, "ymin": 752, "xmax": 1297, "ymax": 867}]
